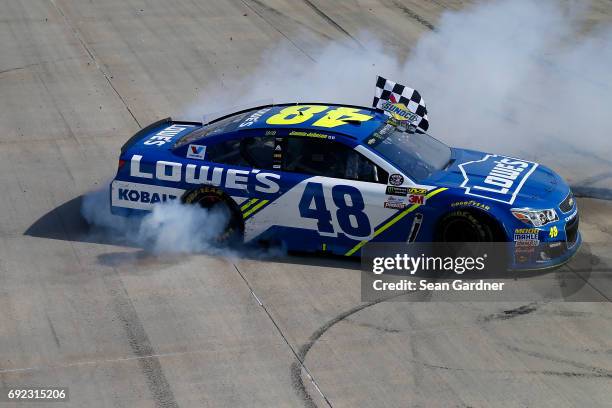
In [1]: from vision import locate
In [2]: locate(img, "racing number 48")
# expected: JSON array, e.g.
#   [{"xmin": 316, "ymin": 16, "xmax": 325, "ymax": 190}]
[{"xmin": 299, "ymin": 182, "xmax": 371, "ymax": 237}]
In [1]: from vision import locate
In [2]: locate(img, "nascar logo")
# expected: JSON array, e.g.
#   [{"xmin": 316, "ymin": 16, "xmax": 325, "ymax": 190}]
[{"xmin": 459, "ymin": 155, "xmax": 538, "ymax": 205}]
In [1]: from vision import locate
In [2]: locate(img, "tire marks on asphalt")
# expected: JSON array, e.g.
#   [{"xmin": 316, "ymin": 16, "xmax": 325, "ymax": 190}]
[
  {"xmin": 391, "ymin": 1, "xmax": 436, "ymax": 31},
  {"xmin": 103, "ymin": 272, "xmax": 179, "ymax": 408}
]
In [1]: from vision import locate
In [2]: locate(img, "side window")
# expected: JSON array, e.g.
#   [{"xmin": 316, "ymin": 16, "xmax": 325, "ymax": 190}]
[
  {"xmin": 284, "ymin": 138, "xmax": 388, "ymax": 183},
  {"xmin": 206, "ymin": 135, "xmax": 274, "ymax": 169}
]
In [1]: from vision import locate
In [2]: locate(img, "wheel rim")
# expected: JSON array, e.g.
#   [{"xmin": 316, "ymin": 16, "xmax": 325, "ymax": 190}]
[{"xmin": 442, "ymin": 218, "xmax": 483, "ymax": 242}]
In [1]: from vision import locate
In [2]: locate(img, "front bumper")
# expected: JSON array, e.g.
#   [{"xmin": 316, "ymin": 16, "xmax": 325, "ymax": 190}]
[{"xmin": 511, "ymin": 212, "xmax": 581, "ymax": 270}]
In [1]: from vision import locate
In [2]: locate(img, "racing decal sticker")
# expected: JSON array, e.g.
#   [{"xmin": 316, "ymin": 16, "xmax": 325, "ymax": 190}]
[
  {"xmin": 345, "ymin": 187, "xmax": 448, "ymax": 256},
  {"xmin": 239, "ymin": 108, "xmax": 271, "ymax": 127},
  {"xmin": 549, "ymin": 226, "xmax": 559, "ymax": 238},
  {"xmin": 384, "ymin": 196, "xmax": 408, "ymax": 209},
  {"xmin": 111, "ymin": 180, "xmax": 185, "ymax": 210},
  {"xmin": 459, "ymin": 154, "xmax": 538, "ymax": 204},
  {"xmin": 241, "ymin": 198, "xmax": 270, "ymax": 220},
  {"xmin": 450, "ymin": 200, "xmax": 491, "ymax": 211},
  {"xmin": 143, "ymin": 124, "xmax": 196, "ymax": 146},
  {"xmin": 564, "ymin": 208, "xmax": 577, "ymax": 222},
  {"xmin": 273, "ymin": 137, "xmax": 284, "ymax": 170},
  {"xmin": 514, "ymin": 228, "xmax": 539, "ymax": 246},
  {"xmin": 266, "ymin": 105, "xmax": 373, "ymax": 128},
  {"xmin": 186, "ymin": 144, "xmax": 206, "ymax": 160},
  {"xmin": 385, "ymin": 186, "xmax": 408, "ymax": 196},
  {"xmin": 289, "ymin": 130, "xmax": 335, "ymax": 140},
  {"xmin": 129, "ymin": 155, "xmax": 280, "ymax": 193},
  {"xmin": 389, "ymin": 174, "xmax": 404, "ymax": 186}
]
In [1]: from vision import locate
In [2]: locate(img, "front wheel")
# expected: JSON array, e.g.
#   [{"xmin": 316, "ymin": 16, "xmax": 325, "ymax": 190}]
[{"xmin": 435, "ymin": 210, "xmax": 498, "ymax": 242}]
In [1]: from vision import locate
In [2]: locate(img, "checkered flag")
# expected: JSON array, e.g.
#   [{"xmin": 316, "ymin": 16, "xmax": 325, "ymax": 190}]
[{"xmin": 373, "ymin": 76, "xmax": 429, "ymax": 132}]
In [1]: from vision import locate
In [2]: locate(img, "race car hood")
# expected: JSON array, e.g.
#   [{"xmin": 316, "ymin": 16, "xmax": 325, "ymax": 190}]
[{"xmin": 433, "ymin": 148, "xmax": 568, "ymax": 207}]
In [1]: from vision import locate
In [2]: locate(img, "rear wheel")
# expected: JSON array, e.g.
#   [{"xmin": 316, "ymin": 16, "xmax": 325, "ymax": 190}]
[
  {"xmin": 435, "ymin": 210, "xmax": 501, "ymax": 242},
  {"xmin": 181, "ymin": 186, "xmax": 244, "ymax": 244}
]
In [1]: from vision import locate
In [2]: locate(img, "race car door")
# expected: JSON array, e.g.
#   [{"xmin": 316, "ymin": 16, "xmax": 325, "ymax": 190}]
[{"xmin": 258, "ymin": 135, "xmax": 399, "ymax": 253}]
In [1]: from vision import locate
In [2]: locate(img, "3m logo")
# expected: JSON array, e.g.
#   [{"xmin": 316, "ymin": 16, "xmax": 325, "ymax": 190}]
[{"xmin": 187, "ymin": 144, "xmax": 206, "ymax": 160}]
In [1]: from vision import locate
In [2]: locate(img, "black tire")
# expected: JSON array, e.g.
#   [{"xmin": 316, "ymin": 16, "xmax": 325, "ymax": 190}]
[
  {"xmin": 435, "ymin": 210, "xmax": 501, "ymax": 242},
  {"xmin": 181, "ymin": 186, "xmax": 244, "ymax": 244}
]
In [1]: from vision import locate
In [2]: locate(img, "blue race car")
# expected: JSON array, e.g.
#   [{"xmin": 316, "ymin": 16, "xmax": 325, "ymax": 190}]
[{"xmin": 109, "ymin": 78, "xmax": 580, "ymax": 269}]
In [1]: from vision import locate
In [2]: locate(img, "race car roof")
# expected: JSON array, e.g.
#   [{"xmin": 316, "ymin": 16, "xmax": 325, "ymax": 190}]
[{"xmin": 203, "ymin": 103, "xmax": 388, "ymax": 141}]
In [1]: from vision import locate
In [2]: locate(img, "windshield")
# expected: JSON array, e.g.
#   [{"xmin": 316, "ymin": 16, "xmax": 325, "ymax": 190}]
[
  {"xmin": 367, "ymin": 123, "xmax": 451, "ymax": 182},
  {"xmin": 174, "ymin": 110, "xmax": 253, "ymax": 148}
]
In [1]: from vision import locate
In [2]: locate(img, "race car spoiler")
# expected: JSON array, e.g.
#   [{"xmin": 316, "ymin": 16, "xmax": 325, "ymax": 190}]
[{"xmin": 120, "ymin": 118, "xmax": 202, "ymax": 153}]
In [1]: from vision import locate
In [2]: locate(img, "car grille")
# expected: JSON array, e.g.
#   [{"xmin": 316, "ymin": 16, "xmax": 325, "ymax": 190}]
[
  {"xmin": 565, "ymin": 215, "xmax": 579, "ymax": 246},
  {"xmin": 559, "ymin": 191, "xmax": 574, "ymax": 213}
]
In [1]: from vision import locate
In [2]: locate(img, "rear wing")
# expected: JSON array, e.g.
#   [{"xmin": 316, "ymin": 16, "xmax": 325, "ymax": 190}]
[{"xmin": 121, "ymin": 118, "xmax": 202, "ymax": 153}]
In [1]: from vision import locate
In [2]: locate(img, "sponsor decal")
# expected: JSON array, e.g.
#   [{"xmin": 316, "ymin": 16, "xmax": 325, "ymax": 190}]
[
  {"xmin": 514, "ymin": 228, "xmax": 539, "ymax": 246},
  {"xmin": 384, "ymin": 193, "xmax": 424, "ymax": 209},
  {"xmin": 384, "ymin": 200, "xmax": 407, "ymax": 209},
  {"xmin": 450, "ymin": 200, "xmax": 491, "ymax": 211},
  {"xmin": 186, "ymin": 144, "xmax": 206, "ymax": 160},
  {"xmin": 515, "ymin": 228, "xmax": 539, "ymax": 234},
  {"xmin": 389, "ymin": 174, "xmax": 404, "ymax": 186},
  {"xmin": 288, "ymin": 130, "xmax": 334, "ymax": 140},
  {"xmin": 386, "ymin": 186, "xmax": 408, "ymax": 196},
  {"xmin": 407, "ymin": 194, "xmax": 425, "ymax": 205},
  {"xmin": 265, "ymin": 130, "xmax": 277, "ymax": 136},
  {"xmin": 118, "ymin": 189, "xmax": 177, "ymax": 203},
  {"xmin": 565, "ymin": 209, "xmax": 577, "ymax": 222},
  {"xmin": 239, "ymin": 108, "xmax": 271, "ymax": 128},
  {"xmin": 129, "ymin": 155, "xmax": 280, "ymax": 193},
  {"xmin": 143, "ymin": 124, "xmax": 195, "ymax": 146},
  {"xmin": 111, "ymin": 181, "xmax": 185, "ymax": 210},
  {"xmin": 408, "ymin": 187, "xmax": 428, "ymax": 195},
  {"xmin": 459, "ymin": 155, "xmax": 538, "ymax": 205},
  {"xmin": 380, "ymin": 101, "xmax": 419, "ymax": 124}
]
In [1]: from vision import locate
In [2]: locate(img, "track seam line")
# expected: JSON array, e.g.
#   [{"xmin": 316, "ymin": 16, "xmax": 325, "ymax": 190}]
[
  {"xmin": 565, "ymin": 262, "xmax": 612, "ymax": 302},
  {"xmin": 48, "ymin": 0, "xmax": 142, "ymax": 129},
  {"xmin": 240, "ymin": 0, "xmax": 317, "ymax": 63},
  {"xmin": 232, "ymin": 264, "xmax": 333, "ymax": 407},
  {"xmin": 300, "ymin": 0, "xmax": 364, "ymax": 48}
]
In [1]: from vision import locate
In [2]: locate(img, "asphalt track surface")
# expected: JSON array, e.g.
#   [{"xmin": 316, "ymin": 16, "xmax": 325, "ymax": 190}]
[{"xmin": 1, "ymin": 1, "xmax": 612, "ymax": 407}]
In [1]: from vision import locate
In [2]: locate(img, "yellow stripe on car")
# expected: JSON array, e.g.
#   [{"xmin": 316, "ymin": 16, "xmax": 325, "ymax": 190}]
[
  {"xmin": 344, "ymin": 187, "xmax": 448, "ymax": 256},
  {"xmin": 240, "ymin": 198, "xmax": 259, "ymax": 212},
  {"xmin": 243, "ymin": 199, "xmax": 269, "ymax": 219}
]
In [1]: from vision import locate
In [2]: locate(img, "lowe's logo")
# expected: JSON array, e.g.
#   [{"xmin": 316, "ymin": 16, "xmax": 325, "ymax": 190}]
[
  {"xmin": 118, "ymin": 188, "xmax": 178, "ymax": 204},
  {"xmin": 459, "ymin": 155, "xmax": 538, "ymax": 205},
  {"xmin": 129, "ymin": 155, "xmax": 281, "ymax": 194}
]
